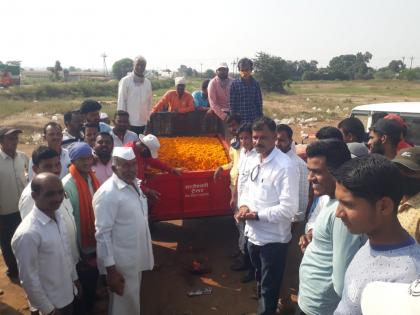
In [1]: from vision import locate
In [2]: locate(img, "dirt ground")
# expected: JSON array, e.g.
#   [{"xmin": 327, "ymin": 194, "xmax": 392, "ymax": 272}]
[{"xmin": 0, "ymin": 217, "xmax": 301, "ymax": 315}]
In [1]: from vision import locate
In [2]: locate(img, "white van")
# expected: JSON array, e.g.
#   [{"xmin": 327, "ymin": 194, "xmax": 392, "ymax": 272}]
[{"xmin": 350, "ymin": 102, "xmax": 420, "ymax": 146}]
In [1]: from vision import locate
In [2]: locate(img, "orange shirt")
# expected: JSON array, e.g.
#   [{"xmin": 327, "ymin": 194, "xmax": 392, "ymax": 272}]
[{"xmin": 151, "ymin": 90, "xmax": 195, "ymax": 113}]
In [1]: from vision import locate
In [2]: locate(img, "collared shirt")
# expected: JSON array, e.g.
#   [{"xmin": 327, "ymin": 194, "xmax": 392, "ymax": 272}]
[
  {"xmin": 0, "ymin": 149, "xmax": 28, "ymax": 215},
  {"xmin": 18, "ymin": 182, "xmax": 79, "ymax": 264},
  {"xmin": 93, "ymin": 173, "xmax": 154, "ymax": 271},
  {"xmin": 92, "ymin": 159, "xmax": 113, "ymax": 185},
  {"xmin": 110, "ymin": 129, "xmax": 139, "ymax": 147},
  {"xmin": 11, "ymin": 207, "xmax": 77, "ymax": 315},
  {"xmin": 298, "ymin": 199, "xmax": 367, "ymax": 315},
  {"xmin": 192, "ymin": 90, "xmax": 209, "ymax": 109},
  {"xmin": 236, "ymin": 147, "xmax": 258, "ymax": 207},
  {"xmin": 28, "ymin": 148, "xmax": 71, "ymax": 181},
  {"xmin": 117, "ymin": 73, "xmax": 153, "ymax": 127},
  {"xmin": 62, "ymin": 129, "xmax": 83, "ymax": 149},
  {"xmin": 398, "ymin": 192, "xmax": 420, "ymax": 243},
  {"xmin": 62, "ymin": 173, "xmax": 96, "ymax": 255},
  {"xmin": 286, "ymin": 149, "xmax": 309, "ymax": 222},
  {"xmin": 208, "ymin": 76, "xmax": 233, "ymax": 121},
  {"xmin": 151, "ymin": 90, "xmax": 195, "ymax": 113},
  {"xmin": 241, "ymin": 148, "xmax": 299, "ymax": 245},
  {"xmin": 230, "ymin": 77, "xmax": 263, "ymax": 123}
]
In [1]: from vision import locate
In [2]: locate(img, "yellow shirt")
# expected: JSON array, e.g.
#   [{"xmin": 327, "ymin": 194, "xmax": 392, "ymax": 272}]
[
  {"xmin": 398, "ymin": 192, "xmax": 420, "ymax": 243},
  {"xmin": 221, "ymin": 146, "xmax": 240, "ymax": 187}
]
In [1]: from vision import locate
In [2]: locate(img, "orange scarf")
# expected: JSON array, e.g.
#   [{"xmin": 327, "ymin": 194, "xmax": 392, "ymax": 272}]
[{"xmin": 69, "ymin": 164, "xmax": 100, "ymax": 252}]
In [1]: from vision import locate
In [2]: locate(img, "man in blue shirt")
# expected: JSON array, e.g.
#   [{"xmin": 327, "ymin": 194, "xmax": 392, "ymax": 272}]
[
  {"xmin": 192, "ymin": 79, "xmax": 210, "ymax": 110},
  {"xmin": 230, "ymin": 58, "xmax": 263, "ymax": 124}
]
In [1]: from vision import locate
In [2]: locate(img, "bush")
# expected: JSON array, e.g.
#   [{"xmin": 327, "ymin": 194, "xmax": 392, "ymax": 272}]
[{"xmin": 0, "ymin": 79, "xmax": 174, "ymax": 100}]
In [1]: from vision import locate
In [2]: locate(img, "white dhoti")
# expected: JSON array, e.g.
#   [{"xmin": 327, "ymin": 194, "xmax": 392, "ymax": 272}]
[{"xmin": 109, "ymin": 267, "xmax": 142, "ymax": 315}]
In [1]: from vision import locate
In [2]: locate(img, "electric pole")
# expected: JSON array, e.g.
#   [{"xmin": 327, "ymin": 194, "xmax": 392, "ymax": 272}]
[
  {"xmin": 410, "ymin": 56, "xmax": 414, "ymax": 69},
  {"xmin": 200, "ymin": 63, "xmax": 203, "ymax": 78}
]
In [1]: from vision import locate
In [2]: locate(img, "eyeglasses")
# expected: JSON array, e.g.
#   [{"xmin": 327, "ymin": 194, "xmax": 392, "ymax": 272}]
[{"xmin": 250, "ymin": 164, "xmax": 260, "ymax": 182}]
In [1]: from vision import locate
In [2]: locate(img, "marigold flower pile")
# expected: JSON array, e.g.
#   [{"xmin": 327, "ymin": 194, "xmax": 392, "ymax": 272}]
[{"xmin": 157, "ymin": 136, "xmax": 229, "ymax": 171}]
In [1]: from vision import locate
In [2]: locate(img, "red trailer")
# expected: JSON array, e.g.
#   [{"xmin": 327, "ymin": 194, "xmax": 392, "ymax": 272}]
[{"xmin": 146, "ymin": 111, "xmax": 232, "ymax": 221}]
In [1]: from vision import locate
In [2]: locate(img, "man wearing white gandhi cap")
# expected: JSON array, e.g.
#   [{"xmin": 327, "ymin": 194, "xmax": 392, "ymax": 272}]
[
  {"xmin": 151, "ymin": 76, "xmax": 195, "ymax": 113},
  {"xmin": 93, "ymin": 146, "xmax": 154, "ymax": 314}
]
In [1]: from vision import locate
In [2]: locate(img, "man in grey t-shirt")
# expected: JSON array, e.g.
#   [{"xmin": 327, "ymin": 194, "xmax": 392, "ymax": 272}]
[{"xmin": 334, "ymin": 154, "xmax": 420, "ymax": 315}]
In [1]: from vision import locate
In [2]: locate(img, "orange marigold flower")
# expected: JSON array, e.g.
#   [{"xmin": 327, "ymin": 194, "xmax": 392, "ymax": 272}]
[{"xmin": 157, "ymin": 136, "xmax": 229, "ymax": 171}]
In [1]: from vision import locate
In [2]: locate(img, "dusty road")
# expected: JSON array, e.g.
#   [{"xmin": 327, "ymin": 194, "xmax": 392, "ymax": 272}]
[{"xmin": 1, "ymin": 216, "xmax": 299, "ymax": 315}]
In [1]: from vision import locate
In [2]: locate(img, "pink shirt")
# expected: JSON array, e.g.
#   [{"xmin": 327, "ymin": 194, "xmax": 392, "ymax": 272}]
[
  {"xmin": 92, "ymin": 160, "xmax": 113, "ymax": 185},
  {"xmin": 208, "ymin": 76, "xmax": 233, "ymax": 121}
]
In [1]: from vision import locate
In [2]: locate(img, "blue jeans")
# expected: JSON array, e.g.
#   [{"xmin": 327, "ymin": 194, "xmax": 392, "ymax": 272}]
[{"xmin": 248, "ymin": 241, "xmax": 289, "ymax": 315}]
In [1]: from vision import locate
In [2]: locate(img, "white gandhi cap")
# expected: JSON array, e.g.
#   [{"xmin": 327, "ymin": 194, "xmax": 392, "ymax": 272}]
[{"xmin": 112, "ymin": 147, "xmax": 136, "ymax": 160}]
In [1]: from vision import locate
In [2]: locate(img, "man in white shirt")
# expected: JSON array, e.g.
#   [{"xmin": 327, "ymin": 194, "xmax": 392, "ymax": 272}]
[
  {"xmin": 275, "ymin": 123, "xmax": 310, "ymax": 313},
  {"xmin": 110, "ymin": 110, "xmax": 139, "ymax": 147},
  {"xmin": 28, "ymin": 122, "xmax": 71, "ymax": 180},
  {"xmin": 12, "ymin": 173, "xmax": 80, "ymax": 315},
  {"xmin": 117, "ymin": 56, "xmax": 153, "ymax": 135},
  {"xmin": 19, "ymin": 146, "xmax": 79, "ymax": 264},
  {"xmin": 235, "ymin": 117, "xmax": 299, "ymax": 315},
  {"xmin": 94, "ymin": 147, "xmax": 154, "ymax": 315}
]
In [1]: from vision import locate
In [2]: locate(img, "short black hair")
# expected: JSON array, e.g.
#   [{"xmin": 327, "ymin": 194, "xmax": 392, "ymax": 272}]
[
  {"xmin": 238, "ymin": 58, "xmax": 253, "ymax": 69},
  {"xmin": 369, "ymin": 118, "xmax": 402, "ymax": 147},
  {"xmin": 238, "ymin": 122, "xmax": 253, "ymax": 135},
  {"xmin": 226, "ymin": 113, "xmax": 242, "ymax": 124},
  {"xmin": 83, "ymin": 123, "xmax": 100, "ymax": 131},
  {"xmin": 64, "ymin": 110, "xmax": 81, "ymax": 124},
  {"xmin": 80, "ymin": 99, "xmax": 102, "ymax": 114},
  {"xmin": 252, "ymin": 116, "xmax": 276, "ymax": 133},
  {"xmin": 338, "ymin": 117, "xmax": 366, "ymax": 142},
  {"xmin": 316, "ymin": 126, "xmax": 344, "ymax": 141},
  {"xmin": 95, "ymin": 131, "xmax": 114, "ymax": 143},
  {"xmin": 114, "ymin": 110, "xmax": 130, "ymax": 119},
  {"xmin": 276, "ymin": 124, "xmax": 293, "ymax": 139},
  {"xmin": 306, "ymin": 139, "xmax": 351, "ymax": 170},
  {"xmin": 32, "ymin": 145, "xmax": 59, "ymax": 166},
  {"xmin": 201, "ymin": 79, "xmax": 210, "ymax": 89},
  {"xmin": 31, "ymin": 178, "xmax": 42, "ymax": 194},
  {"xmin": 43, "ymin": 121, "xmax": 62, "ymax": 135},
  {"xmin": 334, "ymin": 154, "xmax": 403, "ymax": 210}
]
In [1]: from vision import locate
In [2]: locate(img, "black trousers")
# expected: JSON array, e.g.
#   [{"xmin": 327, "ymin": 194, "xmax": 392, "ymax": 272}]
[
  {"xmin": 248, "ymin": 241, "xmax": 289, "ymax": 315},
  {"xmin": 129, "ymin": 125, "xmax": 146, "ymax": 136},
  {"xmin": 0, "ymin": 212, "xmax": 21, "ymax": 276},
  {"xmin": 74, "ymin": 261, "xmax": 98, "ymax": 314}
]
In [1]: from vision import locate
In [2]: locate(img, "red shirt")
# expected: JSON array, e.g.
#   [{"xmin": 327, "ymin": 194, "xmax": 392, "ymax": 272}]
[{"xmin": 125, "ymin": 141, "xmax": 172, "ymax": 192}]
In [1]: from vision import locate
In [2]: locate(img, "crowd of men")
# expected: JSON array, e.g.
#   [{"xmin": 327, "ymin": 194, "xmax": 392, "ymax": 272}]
[{"xmin": 0, "ymin": 55, "xmax": 419, "ymax": 315}]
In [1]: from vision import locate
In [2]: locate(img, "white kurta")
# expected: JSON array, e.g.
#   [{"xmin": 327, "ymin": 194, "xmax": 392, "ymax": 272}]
[
  {"xmin": 117, "ymin": 73, "xmax": 153, "ymax": 127},
  {"xmin": 93, "ymin": 173, "xmax": 154, "ymax": 315}
]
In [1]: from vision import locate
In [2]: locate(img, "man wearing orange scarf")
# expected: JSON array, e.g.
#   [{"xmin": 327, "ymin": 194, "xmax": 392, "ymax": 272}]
[{"xmin": 63, "ymin": 142, "xmax": 100, "ymax": 314}]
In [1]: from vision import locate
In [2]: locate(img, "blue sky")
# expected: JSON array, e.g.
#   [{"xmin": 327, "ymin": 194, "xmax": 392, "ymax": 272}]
[{"xmin": 3, "ymin": 0, "xmax": 420, "ymax": 71}]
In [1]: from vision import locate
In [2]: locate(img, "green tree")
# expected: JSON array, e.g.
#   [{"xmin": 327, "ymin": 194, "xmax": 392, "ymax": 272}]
[
  {"xmin": 253, "ymin": 52, "xmax": 290, "ymax": 92},
  {"xmin": 112, "ymin": 58, "xmax": 133, "ymax": 80},
  {"xmin": 387, "ymin": 60, "xmax": 406, "ymax": 73},
  {"xmin": 328, "ymin": 52, "xmax": 373, "ymax": 80},
  {"xmin": 47, "ymin": 60, "xmax": 63, "ymax": 81},
  {"xmin": 204, "ymin": 69, "xmax": 215, "ymax": 78}
]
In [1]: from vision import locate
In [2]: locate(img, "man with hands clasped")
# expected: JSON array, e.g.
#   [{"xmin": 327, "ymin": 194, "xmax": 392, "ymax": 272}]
[{"xmin": 234, "ymin": 116, "xmax": 299, "ymax": 315}]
